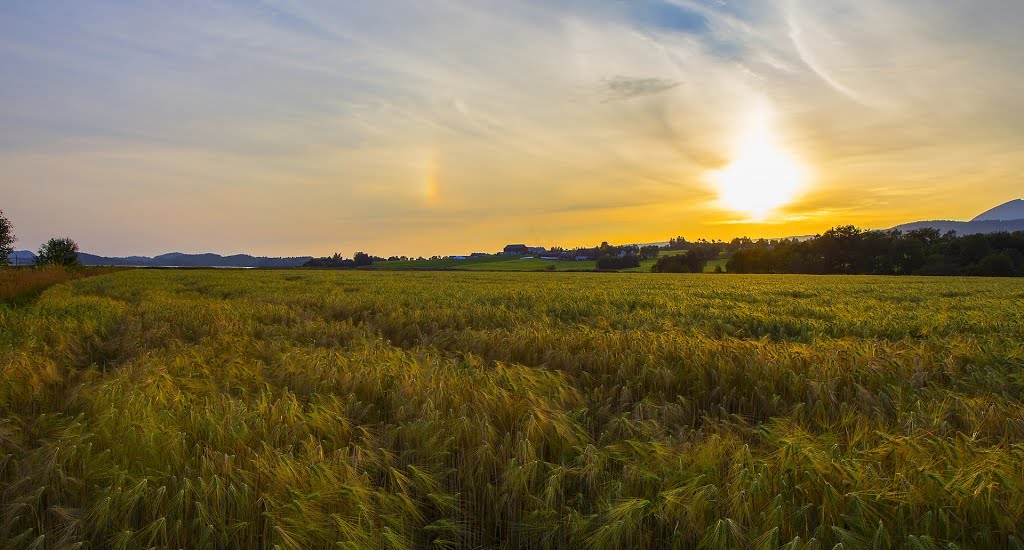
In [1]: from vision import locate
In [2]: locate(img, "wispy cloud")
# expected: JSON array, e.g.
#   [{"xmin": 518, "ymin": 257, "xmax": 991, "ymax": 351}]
[{"xmin": 1, "ymin": 0, "xmax": 1021, "ymax": 255}]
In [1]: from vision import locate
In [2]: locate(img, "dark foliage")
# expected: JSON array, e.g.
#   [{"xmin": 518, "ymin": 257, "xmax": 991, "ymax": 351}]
[
  {"xmin": 651, "ymin": 251, "xmax": 706, "ymax": 273},
  {"xmin": 726, "ymin": 226, "xmax": 1024, "ymax": 276},
  {"xmin": 638, "ymin": 245, "xmax": 660, "ymax": 259},
  {"xmin": 596, "ymin": 254, "xmax": 641, "ymax": 270},
  {"xmin": 36, "ymin": 237, "xmax": 80, "ymax": 266},
  {"xmin": 0, "ymin": 210, "xmax": 14, "ymax": 267},
  {"xmin": 304, "ymin": 251, "xmax": 383, "ymax": 268},
  {"xmin": 304, "ymin": 254, "xmax": 357, "ymax": 268}
]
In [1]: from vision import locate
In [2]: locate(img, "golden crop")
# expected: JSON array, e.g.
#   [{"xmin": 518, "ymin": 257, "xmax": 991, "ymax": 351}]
[{"xmin": 2, "ymin": 270, "xmax": 1023, "ymax": 549}]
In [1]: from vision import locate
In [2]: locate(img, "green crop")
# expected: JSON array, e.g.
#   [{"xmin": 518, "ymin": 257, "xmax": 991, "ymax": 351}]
[{"xmin": 1, "ymin": 270, "xmax": 1023, "ymax": 549}]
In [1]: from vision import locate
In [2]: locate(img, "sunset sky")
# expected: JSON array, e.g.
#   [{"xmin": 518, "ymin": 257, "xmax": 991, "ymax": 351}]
[{"xmin": 2, "ymin": 1, "xmax": 1022, "ymax": 257}]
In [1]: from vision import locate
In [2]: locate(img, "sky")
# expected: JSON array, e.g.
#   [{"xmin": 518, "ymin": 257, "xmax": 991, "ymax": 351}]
[{"xmin": 2, "ymin": 0, "xmax": 1022, "ymax": 257}]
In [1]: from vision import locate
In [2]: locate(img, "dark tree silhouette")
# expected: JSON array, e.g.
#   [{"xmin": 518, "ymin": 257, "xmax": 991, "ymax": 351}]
[
  {"xmin": 596, "ymin": 254, "xmax": 640, "ymax": 270},
  {"xmin": 651, "ymin": 251, "xmax": 706, "ymax": 273},
  {"xmin": 36, "ymin": 237, "xmax": 80, "ymax": 266},
  {"xmin": 725, "ymin": 227, "xmax": 1024, "ymax": 277},
  {"xmin": 0, "ymin": 210, "xmax": 14, "ymax": 267}
]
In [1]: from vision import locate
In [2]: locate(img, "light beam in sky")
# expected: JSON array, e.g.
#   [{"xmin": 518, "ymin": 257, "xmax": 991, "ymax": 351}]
[
  {"xmin": 424, "ymin": 150, "xmax": 441, "ymax": 204},
  {"xmin": 711, "ymin": 104, "xmax": 808, "ymax": 221}
]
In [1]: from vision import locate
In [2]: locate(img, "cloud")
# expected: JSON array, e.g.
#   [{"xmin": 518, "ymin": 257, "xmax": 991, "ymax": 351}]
[
  {"xmin": 1, "ymin": 0, "xmax": 1022, "ymax": 255},
  {"xmin": 601, "ymin": 76, "xmax": 680, "ymax": 102}
]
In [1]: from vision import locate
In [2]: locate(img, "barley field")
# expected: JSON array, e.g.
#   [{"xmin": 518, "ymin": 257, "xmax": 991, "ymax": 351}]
[
  {"xmin": 0, "ymin": 267, "xmax": 121, "ymax": 306},
  {"xmin": 2, "ymin": 270, "xmax": 1024, "ymax": 549}
]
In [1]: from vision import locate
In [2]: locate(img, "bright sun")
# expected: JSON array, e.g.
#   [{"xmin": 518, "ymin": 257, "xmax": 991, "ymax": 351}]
[{"xmin": 712, "ymin": 106, "xmax": 807, "ymax": 220}]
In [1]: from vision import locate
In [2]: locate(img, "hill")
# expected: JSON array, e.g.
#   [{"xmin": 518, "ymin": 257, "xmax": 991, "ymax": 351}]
[
  {"xmin": 77, "ymin": 252, "xmax": 151, "ymax": 266},
  {"xmin": 891, "ymin": 218, "xmax": 1024, "ymax": 235},
  {"xmin": 80, "ymin": 252, "xmax": 313, "ymax": 268},
  {"xmin": 891, "ymin": 198, "xmax": 1024, "ymax": 235},
  {"xmin": 972, "ymin": 199, "xmax": 1024, "ymax": 221},
  {"xmin": 8, "ymin": 250, "xmax": 311, "ymax": 268},
  {"xmin": 6, "ymin": 250, "xmax": 37, "ymax": 266}
]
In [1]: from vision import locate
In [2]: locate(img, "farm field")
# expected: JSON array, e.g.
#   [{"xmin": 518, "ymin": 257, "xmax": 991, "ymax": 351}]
[
  {"xmin": 363, "ymin": 250, "xmax": 723, "ymax": 273},
  {"xmin": 2, "ymin": 270, "xmax": 1024, "ymax": 549}
]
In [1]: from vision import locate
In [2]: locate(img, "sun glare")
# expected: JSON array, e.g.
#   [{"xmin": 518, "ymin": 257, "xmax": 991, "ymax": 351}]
[{"xmin": 712, "ymin": 106, "xmax": 807, "ymax": 220}]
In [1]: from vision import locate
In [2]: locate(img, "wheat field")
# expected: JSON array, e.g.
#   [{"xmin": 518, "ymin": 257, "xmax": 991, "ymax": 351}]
[{"xmin": 2, "ymin": 269, "xmax": 1023, "ymax": 549}]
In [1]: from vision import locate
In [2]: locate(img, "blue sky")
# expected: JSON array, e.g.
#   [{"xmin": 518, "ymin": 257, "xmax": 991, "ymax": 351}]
[{"xmin": 2, "ymin": 1, "xmax": 1022, "ymax": 256}]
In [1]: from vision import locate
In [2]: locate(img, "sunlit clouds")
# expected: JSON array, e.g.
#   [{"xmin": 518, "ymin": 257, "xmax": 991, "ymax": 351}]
[{"xmin": 1, "ymin": 1, "xmax": 1022, "ymax": 256}]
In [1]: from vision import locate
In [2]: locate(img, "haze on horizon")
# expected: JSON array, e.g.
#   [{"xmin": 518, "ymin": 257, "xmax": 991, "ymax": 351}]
[{"xmin": 2, "ymin": 1, "xmax": 1022, "ymax": 258}]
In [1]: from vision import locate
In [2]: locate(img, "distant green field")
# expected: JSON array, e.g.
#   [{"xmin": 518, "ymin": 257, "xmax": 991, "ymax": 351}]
[
  {"xmin": 4, "ymin": 270, "xmax": 1023, "ymax": 548},
  {"xmin": 365, "ymin": 250, "xmax": 709, "ymax": 273},
  {"xmin": 704, "ymin": 257, "xmax": 729, "ymax": 272}
]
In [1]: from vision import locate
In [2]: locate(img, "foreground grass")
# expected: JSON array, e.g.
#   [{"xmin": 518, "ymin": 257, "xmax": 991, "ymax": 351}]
[{"xmin": 2, "ymin": 271, "xmax": 1024, "ymax": 549}]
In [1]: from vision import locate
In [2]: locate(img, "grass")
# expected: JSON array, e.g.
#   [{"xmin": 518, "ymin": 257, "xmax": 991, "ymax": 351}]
[
  {"xmin": 0, "ymin": 266, "xmax": 122, "ymax": 305},
  {"xmin": 1, "ymin": 270, "xmax": 1023, "ymax": 548}
]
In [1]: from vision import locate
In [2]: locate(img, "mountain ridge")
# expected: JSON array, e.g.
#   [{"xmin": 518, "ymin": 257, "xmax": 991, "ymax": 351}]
[
  {"xmin": 890, "ymin": 218, "xmax": 1024, "ymax": 235},
  {"xmin": 7, "ymin": 250, "xmax": 312, "ymax": 268},
  {"xmin": 972, "ymin": 199, "xmax": 1024, "ymax": 222},
  {"xmin": 890, "ymin": 198, "xmax": 1024, "ymax": 235}
]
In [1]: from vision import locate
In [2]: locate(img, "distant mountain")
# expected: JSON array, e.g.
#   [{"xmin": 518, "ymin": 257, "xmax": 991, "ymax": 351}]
[
  {"xmin": 6, "ymin": 250, "xmax": 37, "ymax": 265},
  {"xmin": 7, "ymin": 249, "xmax": 311, "ymax": 267},
  {"xmin": 891, "ymin": 219, "xmax": 1024, "ymax": 235},
  {"xmin": 972, "ymin": 199, "xmax": 1024, "ymax": 222},
  {"xmin": 891, "ymin": 199, "xmax": 1024, "ymax": 235},
  {"xmin": 78, "ymin": 252, "xmax": 313, "ymax": 268},
  {"xmin": 77, "ymin": 252, "xmax": 150, "ymax": 266}
]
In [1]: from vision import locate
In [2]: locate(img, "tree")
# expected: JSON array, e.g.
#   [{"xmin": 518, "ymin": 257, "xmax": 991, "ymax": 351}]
[
  {"xmin": 36, "ymin": 237, "xmax": 80, "ymax": 266},
  {"xmin": 975, "ymin": 253, "xmax": 1015, "ymax": 277},
  {"xmin": 353, "ymin": 252, "xmax": 373, "ymax": 267},
  {"xmin": 0, "ymin": 210, "xmax": 14, "ymax": 267},
  {"xmin": 303, "ymin": 253, "xmax": 354, "ymax": 268},
  {"xmin": 639, "ymin": 245, "xmax": 660, "ymax": 260},
  {"xmin": 597, "ymin": 254, "xmax": 640, "ymax": 270},
  {"xmin": 652, "ymin": 251, "xmax": 705, "ymax": 273}
]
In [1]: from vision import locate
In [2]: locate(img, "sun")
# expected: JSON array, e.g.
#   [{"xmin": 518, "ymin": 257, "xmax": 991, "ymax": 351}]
[{"xmin": 711, "ymin": 106, "xmax": 807, "ymax": 220}]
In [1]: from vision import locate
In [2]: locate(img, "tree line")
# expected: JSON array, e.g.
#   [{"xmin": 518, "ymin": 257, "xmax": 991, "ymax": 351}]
[
  {"xmin": 726, "ymin": 226, "xmax": 1024, "ymax": 276},
  {"xmin": 302, "ymin": 251, "xmax": 383, "ymax": 268}
]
